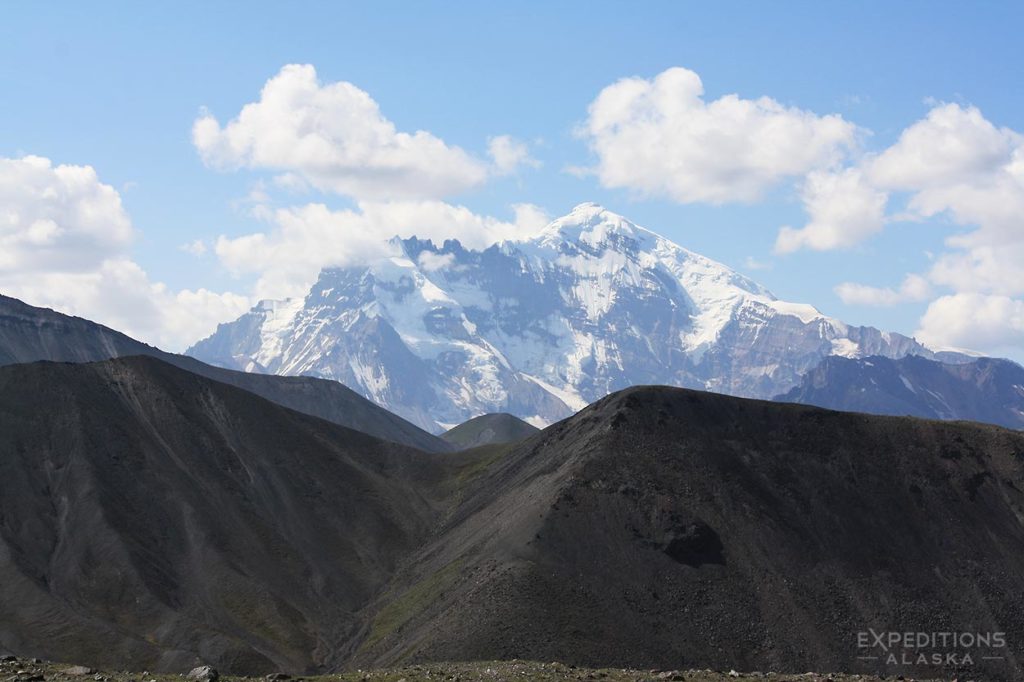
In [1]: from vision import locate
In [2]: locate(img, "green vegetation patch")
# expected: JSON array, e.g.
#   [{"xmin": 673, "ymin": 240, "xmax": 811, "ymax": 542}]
[
  {"xmin": 450, "ymin": 442, "xmax": 511, "ymax": 489},
  {"xmin": 363, "ymin": 558, "xmax": 465, "ymax": 650}
]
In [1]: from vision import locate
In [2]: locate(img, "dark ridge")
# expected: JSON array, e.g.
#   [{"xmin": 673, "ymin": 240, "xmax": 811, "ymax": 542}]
[{"xmin": 353, "ymin": 385, "xmax": 1024, "ymax": 682}]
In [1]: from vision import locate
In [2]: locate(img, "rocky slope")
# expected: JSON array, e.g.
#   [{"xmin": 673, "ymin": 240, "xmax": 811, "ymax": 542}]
[
  {"xmin": 0, "ymin": 356, "xmax": 459, "ymax": 673},
  {"xmin": 776, "ymin": 354, "xmax": 1024, "ymax": 429},
  {"xmin": 353, "ymin": 388, "xmax": 1024, "ymax": 682},
  {"xmin": 188, "ymin": 204, "xmax": 953, "ymax": 432},
  {"xmin": 0, "ymin": 294, "xmax": 448, "ymax": 451},
  {"xmin": 441, "ymin": 413, "xmax": 540, "ymax": 449}
]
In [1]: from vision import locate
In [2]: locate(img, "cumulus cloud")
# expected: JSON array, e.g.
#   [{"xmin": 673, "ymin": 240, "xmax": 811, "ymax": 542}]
[
  {"xmin": 580, "ymin": 67, "xmax": 858, "ymax": 204},
  {"xmin": 772, "ymin": 103, "xmax": 1024, "ymax": 261},
  {"xmin": 488, "ymin": 135, "xmax": 540, "ymax": 175},
  {"xmin": 868, "ymin": 103, "xmax": 1021, "ymax": 191},
  {"xmin": 193, "ymin": 64, "xmax": 492, "ymax": 200},
  {"xmin": 0, "ymin": 155, "xmax": 134, "ymax": 272},
  {"xmin": 775, "ymin": 168, "xmax": 887, "ymax": 253},
  {"xmin": 916, "ymin": 293, "xmax": 1024, "ymax": 353},
  {"xmin": 835, "ymin": 274, "xmax": 930, "ymax": 306},
  {"xmin": 869, "ymin": 104, "xmax": 1024, "ymax": 287},
  {"xmin": 180, "ymin": 239, "xmax": 208, "ymax": 256},
  {"xmin": 928, "ymin": 243, "xmax": 1024, "ymax": 297},
  {"xmin": 417, "ymin": 251, "xmax": 456, "ymax": 272},
  {"xmin": 742, "ymin": 256, "xmax": 772, "ymax": 271},
  {"xmin": 215, "ymin": 200, "xmax": 550, "ymax": 299},
  {"xmin": 908, "ymin": 161, "xmax": 1024, "ymax": 249},
  {"xmin": 774, "ymin": 101, "xmax": 1024, "ymax": 355},
  {"xmin": 0, "ymin": 155, "xmax": 248, "ymax": 350}
]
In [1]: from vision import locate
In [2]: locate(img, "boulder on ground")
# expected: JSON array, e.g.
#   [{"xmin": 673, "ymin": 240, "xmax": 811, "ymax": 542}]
[
  {"xmin": 186, "ymin": 667, "xmax": 218, "ymax": 682},
  {"xmin": 62, "ymin": 667, "xmax": 96, "ymax": 676}
]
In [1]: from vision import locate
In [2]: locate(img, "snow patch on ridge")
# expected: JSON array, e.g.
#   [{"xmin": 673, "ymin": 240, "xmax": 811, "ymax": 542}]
[
  {"xmin": 254, "ymin": 298, "xmax": 304, "ymax": 370},
  {"xmin": 521, "ymin": 372, "xmax": 589, "ymax": 413},
  {"xmin": 831, "ymin": 338, "xmax": 860, "ymax": 358},
  {"xmin": 768, "ymin": 300, "xmax": 827, "ymax": 324}
]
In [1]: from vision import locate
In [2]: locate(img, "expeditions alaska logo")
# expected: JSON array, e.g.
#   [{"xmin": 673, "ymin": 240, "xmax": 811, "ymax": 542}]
[{"xmin": 857, "ymin": 629, "xmax": 1007, "ymax": 666}]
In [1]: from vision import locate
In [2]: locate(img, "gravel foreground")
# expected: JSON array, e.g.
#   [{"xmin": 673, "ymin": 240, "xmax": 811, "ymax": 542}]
[{"xmin": 0, "ymin": 657, "xmax": 955, "ymax": 682}]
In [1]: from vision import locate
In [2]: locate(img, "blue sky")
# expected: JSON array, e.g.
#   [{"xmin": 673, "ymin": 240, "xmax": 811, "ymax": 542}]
[{"xmin": 2, "ymin": 1, "xmax": 1023, "ymax": 356}]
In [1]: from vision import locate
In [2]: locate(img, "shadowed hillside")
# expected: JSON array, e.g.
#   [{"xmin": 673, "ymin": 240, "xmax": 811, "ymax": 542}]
[
  {"xmin": 0, "ymin": 356, "xmax": 455, "ymax": 673},
  {"xmin": 353, "ymin": 388, "xmax": 1024, "ymax": 681}
]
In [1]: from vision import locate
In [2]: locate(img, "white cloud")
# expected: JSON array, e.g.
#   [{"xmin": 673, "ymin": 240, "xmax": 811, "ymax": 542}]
[
  {"xmin": 775, "ymin": 168, "xmax": 887, "ymax": 253},
  {"xmin": 0, "ymin": 155, "xmax": 134, "ymax": 273},
  {"xmin": 417, "ymin": 251, "xmax": 456, "ymax": 272},
  {"xmin": 835, "ymin": 274, "xmax": 930, "ymax": 306},
  {"xmin": 180, "ymin": 239, "xmax": 207, "ymax": 256},
  {"xmin": 908, "ymin": 158, "xmax": 1024, "ymax": 248},
  {"xmin": 581, "ymin": 67, "xmax": 858, "ymax": 204},
  {"xmin": 917, "ymin": 293, "xmax": 1024, "ymax": 353},
  {"xmin": 742, "ymin": 256, "xmax": 772, "ymax": 271},
  {"xmin": 900, "ymin": 114, "xmax": 1024, "ymax": 353},
  {"xmin": 8, "ymin": 260, "xmax": 250, "ymax": 354},
  {"xmin": 774, "ymin": 103, "xmax": 1024, "ymax": 258},
  {"xmin": 193, "ymin": 64, "xmax": 490, "ymax": 200},
  {"xmin": 928, "ymin": 243, "xmax": 1024, "ymax": 297},
  {"xmin": 488, "ymin": 135, "xmax": 540, "ymax": 175},
  {"xmin": 868, "ymin": 103, "xmax": 1021, "ymax": 191},
  {"xmin": 0, "ymin": 155, "xmax": 248, "ymax": 351},
  {"xmin": 755, "ymin": 99, "xmax": 1024, "ymax": 356},
  {"xmin": 215, "ymin": 200, "xmax": 550, "ymax": 299},
  {"xmin": 868, "ymin": 105, "xmax": 1024, "ymax": 309}
]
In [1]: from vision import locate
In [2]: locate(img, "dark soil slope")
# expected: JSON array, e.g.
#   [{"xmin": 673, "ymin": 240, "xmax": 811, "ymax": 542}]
[
  {"xmin": 0, "ymin": 356, "xmax": 452, "ymax": 674},
  {"xmin": 354, "ymin": 387, "xmax": 1024, "ymax": 681},
  {"xmin": 0, "ymin": 294, "xmax": 448, "ymax": 451},
  {"xmin": 441, "ymin": 413, "xmax": 540, "ymax": 449}
]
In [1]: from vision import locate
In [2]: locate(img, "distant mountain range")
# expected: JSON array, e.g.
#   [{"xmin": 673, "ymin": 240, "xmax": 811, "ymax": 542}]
[
  {"xmin": 776, "ymin": 354, "xmax": 1024, "ymax": 429},
  {"xmin": 188, "ymin": 204, "xmax": 964, "ymax": 432},
  {"xmin": 0, "ymin": 356, "xmax": 1021, "ymax": 680},
  {"xmin": 0, "ymin": 294, "xmax": 449, "ymax": 452}
]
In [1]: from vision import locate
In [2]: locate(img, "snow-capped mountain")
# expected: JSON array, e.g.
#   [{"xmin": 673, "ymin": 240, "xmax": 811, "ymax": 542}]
[{"xmin": 188, "ymin": 203, "xmax": 947, "ymax": 432}]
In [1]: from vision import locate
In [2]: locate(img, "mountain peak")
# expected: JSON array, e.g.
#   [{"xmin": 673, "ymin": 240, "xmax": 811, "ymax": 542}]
[
  {"xmin": 568, "ymin": 201, "xmax": 607, "ymax": 215},
  {"xmin": 534, "ymin": 202, "xmax": 653, "ymax": 251},
  {"xmin": 190, "ymin": 206, "xmax": 943, "ymax": 432}
]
